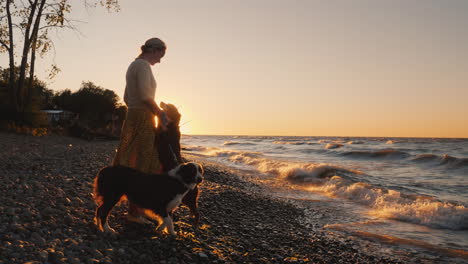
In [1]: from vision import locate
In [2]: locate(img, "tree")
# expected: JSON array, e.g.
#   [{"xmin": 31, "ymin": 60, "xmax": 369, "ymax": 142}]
[
  {"xmin": 0, "ymin": 0, "xmax": 119, "ymax": 115},
  {"xmin": 53, "ymin": 81, "xmax": 123, "ymax": 128},
  {"xmin": 0, "ymin": 66, "xmax": 54, "ymax": 121},
  {"xmin": 0, "ymin": 67, "xmax": 54, "ymax": 126}
]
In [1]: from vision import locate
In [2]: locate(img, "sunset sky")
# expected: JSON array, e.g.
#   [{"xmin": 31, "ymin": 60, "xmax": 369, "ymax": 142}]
[{"xmin": 2, "ymin": 0, "xmax": 468, "ymax": 137}]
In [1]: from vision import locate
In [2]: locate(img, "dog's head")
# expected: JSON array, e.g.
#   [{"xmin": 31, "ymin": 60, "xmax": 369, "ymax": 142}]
[
  {"xmin": 160, "ymin": 102, "xmax": 181, "ymax": 126},
  {"xmin": 169, "ymin": 162, "xmax": 204, "ymax": 189}
]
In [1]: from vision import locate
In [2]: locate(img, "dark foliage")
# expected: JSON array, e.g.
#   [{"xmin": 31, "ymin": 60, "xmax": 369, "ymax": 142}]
[
  {"xmin": 0, "ymin": 67, "xmax": 54, "ymax": 125},
  {"xmin": 0, "ymin": 67, "xmax": 126, "ymax": 137},
  {"xmin": 53, "ymin": 81, "xmax": 124, "ymax": 129}
]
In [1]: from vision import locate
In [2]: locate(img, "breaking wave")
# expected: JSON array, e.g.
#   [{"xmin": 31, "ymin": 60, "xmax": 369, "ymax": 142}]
[
  {"xmin": 411, "ymin": 154, "xmax": 439, "ymax": 162},
  {"xmin": 440, "ymin": 155, "xmax": 468, "ymax": 168},
  {"xmin": 184, "ymin": 145, "xmax": 361, "ymax": 181},
  {"xmin": 412, "ymin": 154, "xmax": 468, "ymax": 169},
  {"xmin": 305, "ymin": 176, "xmax": 468, "ymax": 230},
  {"xmin": 182, "ymin": 145, "xmax": 212, "ymax": 152},
  {"xmin": 346, "ymin": 141, "xmax": 365, "ymax": 144},
  {"xmin": 199, "ymin": 148, "xmax": 359, "ymax": 180},
  {"xmin": 325, "ymin": 143, "xmax": 344, "ymax": 149},
  {"xmin": 280, "ymin": 164, "xmax": 360, "ymax": 184}
]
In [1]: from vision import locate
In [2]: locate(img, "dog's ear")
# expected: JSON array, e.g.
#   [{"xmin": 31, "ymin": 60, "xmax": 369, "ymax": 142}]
[
  {"xmin": 196, "ymin": 164, "xmax": 204, "ymax": 183},
  {"xmin": 197, "ymin": 164, "xmax": 204, "ymax": 176},
  {"xmin": 170, "ymin": 104, "xmax": 181, "ymax": 115},
  {"xmin": 166, "ymin": 104, "xmax": 182, "ymax": 123},
  {"xmin": 160, "ymin": 102, "xmax": 167, "ymax": 110}
]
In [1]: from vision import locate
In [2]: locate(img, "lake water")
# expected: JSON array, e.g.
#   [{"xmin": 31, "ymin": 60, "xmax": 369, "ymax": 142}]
[{"xmin": 181, "ymin": 135, "xmax": 468, "ymax": 261}]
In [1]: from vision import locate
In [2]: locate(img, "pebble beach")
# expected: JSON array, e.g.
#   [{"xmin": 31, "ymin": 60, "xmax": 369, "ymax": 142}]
[{"xmin": 0, "ymin": 133, "xmax": 429, "ymax": 264}]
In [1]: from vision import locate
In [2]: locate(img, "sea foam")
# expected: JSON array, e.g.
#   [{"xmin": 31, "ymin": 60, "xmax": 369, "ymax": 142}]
[{"xmin": 305, "ymin": 176, "xmax": 468, "ymax": 230}]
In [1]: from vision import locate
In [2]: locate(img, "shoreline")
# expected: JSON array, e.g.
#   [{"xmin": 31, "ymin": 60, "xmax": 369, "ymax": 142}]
[{"xmin": 0, "ymin": 132, "xmax": 440, "ymax": 263}]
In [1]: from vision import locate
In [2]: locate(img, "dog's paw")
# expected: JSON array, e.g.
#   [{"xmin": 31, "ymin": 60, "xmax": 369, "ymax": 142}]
[
  {"xmin": 168, "ymin": 230, "xmax": 177, "ymax": 236},
  {"xmin": 155, "ymin": 224, "xmax": 166, "ymax": 233},
  {"xmin": 159, "ymin": 229, "xmax": 178, "ymax": 237},
  {"xmin": 104, "ymin": 227, "xmax": 117, "ymax": 234},
  {"xmin": 102, "ymin": 222, "xmax": 117, "ymax": 234},
  {"xmin": 155, "ymin": 226, "xmax": 177, "ymax": 236}
]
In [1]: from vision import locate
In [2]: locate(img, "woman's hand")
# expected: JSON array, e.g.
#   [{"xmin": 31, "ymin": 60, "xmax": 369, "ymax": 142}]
[
  {"xmin": 143, "ymin": 99, "xmax": 170, "ymax": 129},
  {"xmin": 157, "ymin": 111, "xmax": 170, "ymax": 130}
]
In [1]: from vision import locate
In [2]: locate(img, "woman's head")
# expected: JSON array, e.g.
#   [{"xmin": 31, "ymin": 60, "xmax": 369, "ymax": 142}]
[{"xmin": 139, "ymin": 38, "xmax": 167, "ymax": 65}]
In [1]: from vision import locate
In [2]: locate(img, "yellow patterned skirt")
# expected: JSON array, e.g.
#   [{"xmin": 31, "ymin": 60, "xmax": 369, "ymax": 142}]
[{"xmin": 112, "ymin": 108, "xmax": 161, "ymax": 174}]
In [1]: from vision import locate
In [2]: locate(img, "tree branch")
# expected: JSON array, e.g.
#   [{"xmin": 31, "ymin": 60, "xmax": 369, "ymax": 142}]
[
  {"xmin": 6, "ymin": 0, "xmax": 14, "ymax": 52},
  {"xmin": 28, "ymin": 0, "xmax": 45, "ymax": 43},
  {"xmin": 6, "ymin": 0, "xmax": 17, "ymax": 110},
  {"xmin": 39, "ymin": 22, "xmax": 80, "ymax": 32},
  {"xmin": 12, "ymin": 23, "xmax": 26, "ymax": 35},
  {"xmin": 0, "ymin": 39, "xmax": 9, "ymax": 51},
  {"xmin": 27, "ymin": 0, "xmax": 45, "ymax": 93},
  {"xmin": 23, "ymin": 0, "xmax": 38, "ymax": 49}
]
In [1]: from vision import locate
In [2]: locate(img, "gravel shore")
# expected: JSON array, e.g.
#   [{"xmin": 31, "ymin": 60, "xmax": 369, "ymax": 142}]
[{"xmin": 0, "ymin": 133, "xmax": 408, "ymax": 264}]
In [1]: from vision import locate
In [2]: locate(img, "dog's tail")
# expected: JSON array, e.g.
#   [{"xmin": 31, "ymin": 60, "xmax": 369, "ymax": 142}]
[{"xmin": 93, "ymin": 168, "xmax": 105, "ymax": 206}]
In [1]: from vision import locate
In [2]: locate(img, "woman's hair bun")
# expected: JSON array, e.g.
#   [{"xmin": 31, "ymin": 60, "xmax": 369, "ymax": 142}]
[{"xmin": 143, "ymin": 38, "xmax": 166, "ymax": 51}]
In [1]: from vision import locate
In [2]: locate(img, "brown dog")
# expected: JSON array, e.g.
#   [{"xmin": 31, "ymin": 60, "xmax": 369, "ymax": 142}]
[{"xmin": 155, "ymin": 102, "xmax": 201, "ymax": 225}]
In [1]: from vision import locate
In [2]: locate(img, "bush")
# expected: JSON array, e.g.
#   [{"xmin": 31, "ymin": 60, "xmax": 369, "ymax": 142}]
[
  {"xmin": 1, "ymin": 122, "xmax": 49, "ymax": 136},
  {"xmin": 22, "ymin": 111, "xmax": 49, "ymax": 127}
]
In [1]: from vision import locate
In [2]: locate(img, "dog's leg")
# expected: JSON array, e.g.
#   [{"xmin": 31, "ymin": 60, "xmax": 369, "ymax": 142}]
[
  {"xmin": 155, "ymin": 211, "xmax": 176, "ymax": 236},
  {"xmin": 127, "ymin": 203, "xmax": 153, "ymax": 224},
  {"xmin": 156, "ymin": 220, "xmax": 167, "ymax": 233},
  {"xmin": 103, "ymin": 221, "xmax": 116, "ymax": 233},
  {"xmin": 155, "ymin": 210, "xmax": 167, "ymax": 233},
  {"xmin": 94, "ymin": 210, "xmax": 102, "ymax": 231},
  {"xmin": 164, "ymin": 216, "xmax": 176, "ymax": 236},
  {"xmin": 96, "ymin": 198, "xmax": 119, "ymax": 233},
  {"xmin": 182, "ymin": 188, "xmax": 200, "ymax": 226}
]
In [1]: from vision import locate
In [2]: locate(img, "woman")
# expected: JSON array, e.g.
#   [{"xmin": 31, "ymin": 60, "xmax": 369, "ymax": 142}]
[{"xmin": 113, "ymin": 37, "xmax": 169, "ymax": 223}]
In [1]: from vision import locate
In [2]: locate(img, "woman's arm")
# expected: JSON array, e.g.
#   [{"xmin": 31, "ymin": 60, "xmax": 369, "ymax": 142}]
[
  {"xmin": 143, "ymin": 98, "xmax": 162, "ymax": 116},
  {"xmin": 143, "ymin": 99, "xmax": 169, "ymax": 128}
]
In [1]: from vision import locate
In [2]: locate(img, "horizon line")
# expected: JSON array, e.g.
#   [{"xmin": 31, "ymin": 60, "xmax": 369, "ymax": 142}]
[{"xmin": 182, "ymin": 133, "xmax": 468, "ymax": 140}]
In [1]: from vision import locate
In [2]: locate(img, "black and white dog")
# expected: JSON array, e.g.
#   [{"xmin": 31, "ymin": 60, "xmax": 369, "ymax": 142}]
[{"xmin": 93, "ymin": 162, "xmax": 204, "ymax": 235}]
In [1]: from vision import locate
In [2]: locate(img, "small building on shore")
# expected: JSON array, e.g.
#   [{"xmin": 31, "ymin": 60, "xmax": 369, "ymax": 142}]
[{"xmin": 40, "ymin": 110, "xmax": 75, "ymax": 124}]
